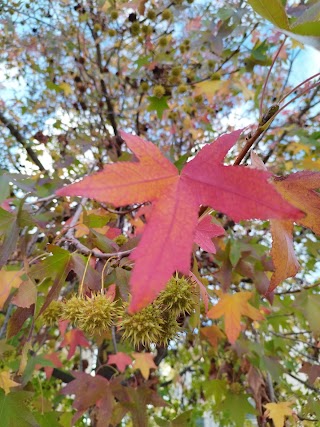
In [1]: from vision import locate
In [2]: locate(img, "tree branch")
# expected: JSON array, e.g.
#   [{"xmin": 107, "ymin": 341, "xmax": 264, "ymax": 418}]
[{"xmin": 0, "ymin": 111, "xmax": 46, "ymax": 171}]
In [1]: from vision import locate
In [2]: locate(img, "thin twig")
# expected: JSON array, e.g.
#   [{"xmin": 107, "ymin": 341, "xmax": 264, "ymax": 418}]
[
  {"xmin": 259, "ymin": 37, "xmax": 287, "ymax": 118},
  {"xmin": 0, "ymin": 111, "xmax": 46, "ymax": 171}
]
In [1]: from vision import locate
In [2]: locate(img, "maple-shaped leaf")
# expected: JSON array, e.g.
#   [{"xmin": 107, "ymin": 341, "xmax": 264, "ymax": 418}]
[
  {"xmin": 264, "ymin": 402, "xmax": 294, "ymax": 427},
  {"xmin": 200, "ymin": 325, "xmax": 225, "ymax": 347},
  {"xmin": 273, "ymin": 171, "xmax": 320, "ymax": 235},
  {"xmin": 132, "ymin": 352, "xmax": 157, "ymax": 379},
  {"xmin": 207, "ymin": 291, "xmax": 264, "ymax": 343},
  {"xmin": 194, "ymin": 214, "xmax": 225, "ymax": 253},
  {"xmin": 60, "ymin": 329, "xmax": 90, "ymax": 359},
  {"xmin": 0, "ymin": 389, "xmax": 39, "ymax": 427},
  {"xmin": 253, "ymin": 154, "xmax": 320, "ymax": 292},
  {"xmin": 0, "ymin": 270, "xmax": 23, "ymax": 309},
  {"xmin": 61, "ymin": 372, "xmax": 112, "ymax": 425},
  {"xmin": 0, "ymin": 371, "xmax": 20, "ymax": 395},
  {"xmin": 108, "ymin": 352, "xmax": 132, "ymax": 373},
  {"xmin": 269, "ymin": 220, "xmax": 300, "ymax": 293},
  {"xmin": 12, "ymin": 278, "xmax": 37, "ymax": 308},
  {"xmin": 57, "ymin": 131, "xmax": 301, "ymax": 312}
]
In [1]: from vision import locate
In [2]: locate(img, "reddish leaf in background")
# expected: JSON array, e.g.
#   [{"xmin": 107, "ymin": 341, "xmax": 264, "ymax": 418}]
[
  {"xmin": 61, "ymin": 372, "xmax": 112, "ymax": 425},
  {"xmin": 57, "ymin": 131, "xmax": 302, "ymax": 312},
  {"xmin": 60, "ymin": 329, "xmax": 90, "ymax": 359},
  {"xmin": 194, "ymin": 214, "xmax": 225, "ymax": 253},
  {"xmin": 108, "ymin": 352, "xmax": 132, "ymax": 373}
]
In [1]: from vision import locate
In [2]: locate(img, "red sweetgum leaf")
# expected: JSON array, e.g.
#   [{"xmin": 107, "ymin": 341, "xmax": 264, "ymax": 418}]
[
  {"xmin": 200, "ymin": 325, "xmax": 225, "ymax": 347},
  {"xmin": 194, "ymin": 214, "xmax": 225, "ymax": 253},
  {"xmin": 60, "ymin": 329, "xmax": 90, "ymax": 359},
  {"xmin": 61, "ymin": 372, "xmax": 112, "ymax": 425},
  {"xmin": 108, "ymin": 352, "xmax": 132, "ymax": 373},
  {"xmin": 57, "ymin": 131, "xmax": 302, "ymax": 313},
  {"xmin": 207, "ymin": 291, "xmax": 264, "ymax": 343}
]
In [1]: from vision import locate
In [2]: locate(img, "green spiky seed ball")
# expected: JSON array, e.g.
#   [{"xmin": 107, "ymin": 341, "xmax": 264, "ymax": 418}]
[
  {"xmin": 142, "ymin": 25, "xmax": 153, "ymax": 35},
  {"xmin": 110, "ymin": 10, "xmax": 119, "ymax": 20},
  {"xmin": 140, "ymin": 81, "xmax": 149, "ymax": 92},
  {"xmin": 62, "ymin": 295, "xmax": 87, "ymax": 325},
  {"xmin": 153, "ymin": 85, "xmax": 165, "ymax": 98},
  {"xmin": 158, "ymin": 311, "xmax": 180, "ymax": 345},
  {"xmin": 77, "ymin": 293, "xmax": 118, "ymax": 335},
  {"xmin": 42, "ymin": 300, "xmax": 63, "ymax": 326},
  {"xmin": 162, "ymin": 9, "xmax": 173, "ymax": 20},
  {"xmin": 114, "ymin": 234, "xmax": 128, "ymax": 246},
  {"xmin": 156, "ymin": 275, "xmax": 197, "ymax": 315},
  {"xmin": 119, "ymin": 304, "xmax": 165, "ymax": 348},
  {"xmin": 171, "ymin": 66, "xmax": 182, "ymax": 77},
  {"xmin": 159, "ymin": 36, "xmax": 168, "ymax": 47},
  {"xmin": 147, "ymin": 10, "xmax": 156, "ymax": 20},
  {"xmin": 108, "ymin": 29, "xmax": 116, "ymax": 37},
  {"xmin": 130, "ymin": 22, "xmax": 140, "ymax": 36},
  {"xmin": 194, "ymin": 94, "xmax": 203, "ymax": 103},
  {"xmin": 177, "ymin": 84, "xmax": 188, "ymax": 94}
]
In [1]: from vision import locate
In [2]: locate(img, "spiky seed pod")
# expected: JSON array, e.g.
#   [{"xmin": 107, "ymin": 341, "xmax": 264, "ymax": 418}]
[
  {"xmin": 119, "ymin": 304, "xmax": 165, "ymax": 348},
  {"xmin": 158, "ymin": 311, "xmax": 181, "ymax": 345},
  {"xmin": 108, "ymin": 29, "xmax": 116, "ymax": 37},
  {"xmin": 177, "ymin": 84, "xmax": 188, "ymax": 94},
  {"xmin": 141, "ymin": 25, "xmax": 153, "ymax": 35},
  {"xmin": 62, "ymin": 295, "xmax": 87, "ymax": 325},
  {"xmin": 113, "ymin": 234, "xmax": 128, "ymax": 246},
  {"xmin": 77, "ymin": 294, "xmax": 118, "ymax": 336},
  {"xmin": 194, "ymin": 94, "xmax": 203, "ymax": 103},
  {"xmin": 159, "ymin": 36, "xmax": 168, "ymax": 47},
  {"xmin": 130, "ymin": 22, "xmax": 140, "ymax": 36},
  {"xmin": 146, "ymin": 10, "xmax": 156, "ymax": 20},
  {"xmin": 171, "ymin": 66, "xmax": 182, "ymax": 77},
  {"xmin": 162, "ymin": 9, "xmax": 173, "ymax": 20},
  {"xmin": 156, "ymin": 275, "xmax": 197, "ymax": 315},
  {"xmin": 110, "ymin": 10, "xmax": 119, "ymax": 20},
  {"xmin": 42, "ymin": 300, "xmax": 63, "ymax": 326},
  {"xmin": 140, "ymin": 81, "xmax": 149, "ymax": 92},
  {"xmin": 153, "ymin": 85, "xmax": 165, "ymax": 98}
]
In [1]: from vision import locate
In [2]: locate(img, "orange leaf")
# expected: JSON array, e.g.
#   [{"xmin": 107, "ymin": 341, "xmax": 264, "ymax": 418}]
[
  {"xmin": 268, "ymin": 220, "xmax": 300, "ymax": 293},
  {"xmin": 200, "ymin": 325, "xmax": 225, "ymax": 347},
  {"xmin": 273, "ymin": 171, "xmax": 320, "ymax": 235},
  {"xmin": 132, "ymin": 352, "xmax": 157, "ymax": 379},
  {"xmin": 0, "ymin": 270, "xmax": 23, "ymax": 309},
  {"xmin": 207, "ymin": 291, "xmax": 264, "ymax": 343}
]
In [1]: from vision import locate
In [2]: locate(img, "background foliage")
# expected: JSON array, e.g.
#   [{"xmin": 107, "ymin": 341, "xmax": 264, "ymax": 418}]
[{"xmin": 0, "ymin": 0, "xmax": 319, "ymax": 426}]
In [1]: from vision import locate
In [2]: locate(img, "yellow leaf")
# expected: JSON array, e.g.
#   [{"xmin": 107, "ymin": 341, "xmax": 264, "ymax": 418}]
[
  {"xmin": 207, "ymin": 291, "xmax": 264, "ymax": 343},
  {"xmin": 264, "ymin": 402, "xmax": 294, "ymax": 427},
  {"xmin": 59, "ymin": 82, "xmax": 72, "ymax": 96},
  {"xmin": 302, "ymin": 157, "xmax": 320, "ymax": 170},
  {"xmin": 0, "ymin": 270, "xmax": 23, "ymax": 309},
  {"xmin": 194, "ymin": 80, "xmax": 226, "ymax": 101},
  {"xmin": 132, "ymin": 352, "xmax": 157, "ymax": 379},
  {"xmin": 0, "ymin": 371, "xmax": 20, "ymax": 394}
]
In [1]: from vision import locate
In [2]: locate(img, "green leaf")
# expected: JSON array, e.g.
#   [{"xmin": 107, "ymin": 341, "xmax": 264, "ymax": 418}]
[
  {"xmin": 247, "ymin": 0, "xmax": 289, "ymax": 29},
  {"xmin": 218, "ymin": 392, "xmax": 257, "ymax": 427},
  {"xmin": 0, "ymin": 390, "xmax": 39, "ymax": 427},
  {"xmin": 293, "ymin": 292, "xmax": 320, "ymax": 335},
  {"xmin": 147, "ymin": 96, "xmax": 170, "ymax": 119},
  {"xmin": 0, "ymin": 208, "xmax": 19, "ymax": 269},
  {"xmin": 33, "ymin": 412, "xmax": 62, "ymax": 427},
  {"xmin": 31, "ymin": 246, "xmax": 73, "ymax": 317}
]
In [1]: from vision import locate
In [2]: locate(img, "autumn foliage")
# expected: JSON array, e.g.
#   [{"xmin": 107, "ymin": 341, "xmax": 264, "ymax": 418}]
[{"xmin": 0, "ymin": 0, "xmax": 320, "ymax": 426}]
